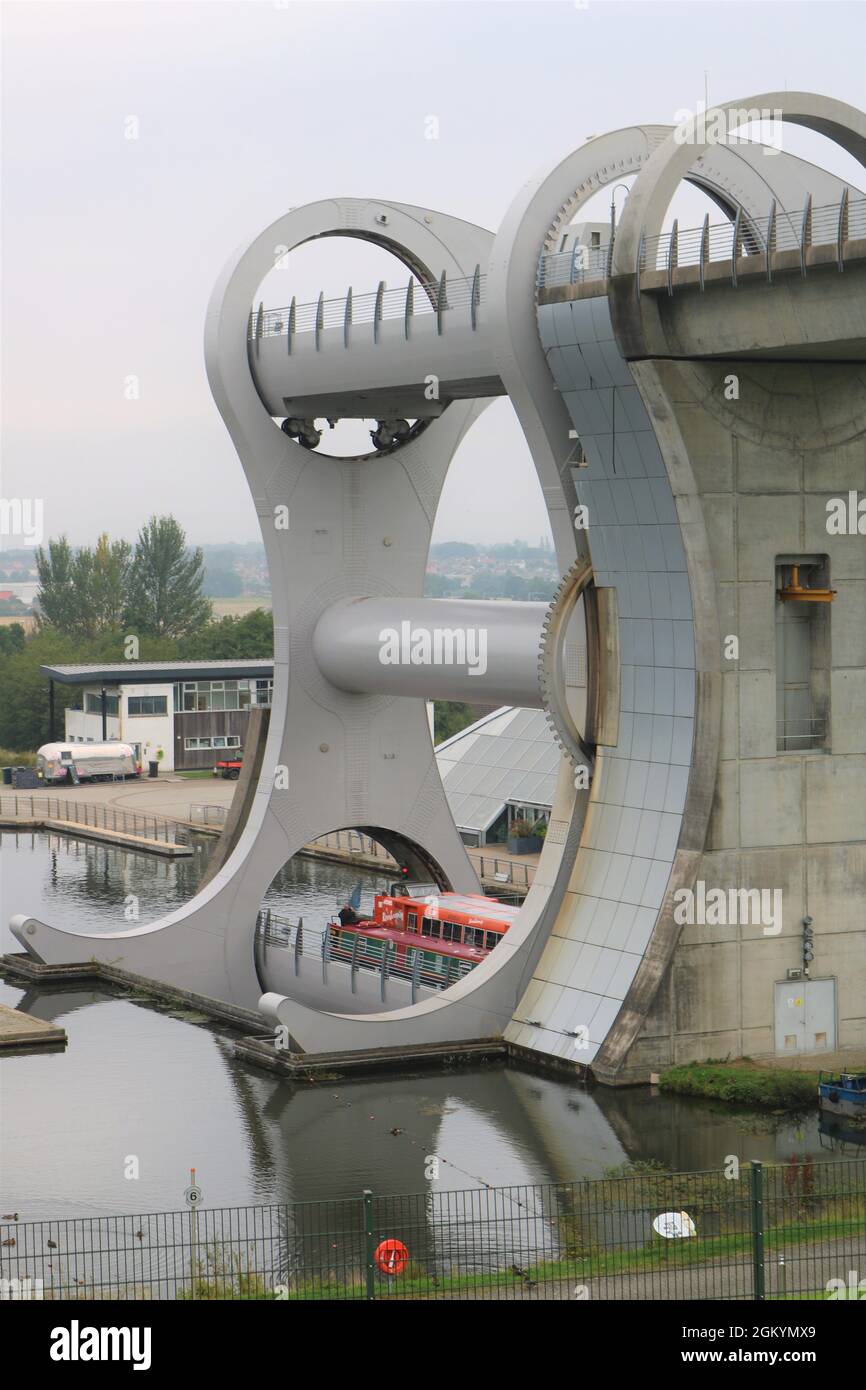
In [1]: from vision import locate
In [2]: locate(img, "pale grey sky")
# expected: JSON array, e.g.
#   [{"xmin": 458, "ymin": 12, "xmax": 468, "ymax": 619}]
[{"xmin": 2, "ymin": 0, "xmax": 864, "ymax": 548}]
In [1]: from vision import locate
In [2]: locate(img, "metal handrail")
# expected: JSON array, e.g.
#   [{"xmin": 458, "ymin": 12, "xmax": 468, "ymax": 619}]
[
  {"xmin": 537, "ymin": 190, "xmax": 866, "ymax": 291},
  {"xmin": 248, "ymin": 270, "xmax": 486, "ymax": 342},
  {"xmin": 0, "ymin": 794, "xmax": 182, "ymax": 844}
]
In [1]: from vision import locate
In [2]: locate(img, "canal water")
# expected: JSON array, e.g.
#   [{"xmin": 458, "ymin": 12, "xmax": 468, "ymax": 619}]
[{"xmin": 0, "ymin": 830, "xmax": 858, "ymax": 1225}]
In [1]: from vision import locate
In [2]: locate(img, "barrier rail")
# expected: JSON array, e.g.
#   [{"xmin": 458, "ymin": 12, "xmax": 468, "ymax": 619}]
[
  {"xmin": 2, "ymin": 1158, "xmax": 863, "ymax": 1300},
  {"xmin": 538, "ymin": 190, "xmax": 866, "ymax": 291},
  {"xmin": 0, "ymin": 794, "xmax": 184, "ymax": 845},
  {"xmin": 189, "ymin": 804, "xmax": 229, "ymax": 827},
  {"xmin": 248, "ymin": 267, "xmax": 485, "ymax": 344}
]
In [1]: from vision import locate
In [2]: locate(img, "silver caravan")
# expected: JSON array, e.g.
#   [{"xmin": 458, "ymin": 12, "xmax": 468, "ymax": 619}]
[{"xmin": 36, "ymin": 742, "xmax": 140, "ymax": 784}]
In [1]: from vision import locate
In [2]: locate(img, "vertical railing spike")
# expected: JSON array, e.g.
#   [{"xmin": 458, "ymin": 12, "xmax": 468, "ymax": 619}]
[
  {"xmin": 287, "ymin": 297, "xmax": 296, "ymax": 355},
  {"xmin": 470, "ymin": 264, "xmax": 480, "ymax": 331},
  {"xmin": 314, "ymin": 290, "xmax": 324, "ymax": 351},
  {"xmin": 403, "ymin": 278, "xmax": 414, "ymax": 340},
  {"xmin": 436, "ymin": 270, "xmax": 447, "ymax": 335},
  {"xmin": 837, "ymin": 186, "xmax": 850, "ymax": 272},
  {"xmin": 698, "ymin": 213, "xmax": 709, "ymax": 293},
  {"xmin": 667, "ymin": 219, "xmax": 678, "ymax": 297},
  {"xmin": 800, "ymin": 194, "xmax": 812, "ymax": 279},
  {"xmin": 731, "ymin": 205, "xmax": 743, "ymax": 288},
  {"xmin": 766, "ymin": 198, "xmax": 776, "ymax": 284},
  {"xmin": 343, "ymin": 287, "xmax": 352, "ymax": 348}
]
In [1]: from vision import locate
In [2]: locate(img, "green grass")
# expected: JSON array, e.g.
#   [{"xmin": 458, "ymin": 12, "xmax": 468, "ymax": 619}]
[
  {"xmin": 180, "ymin": 1210, "xmax": 866, "ymax": 1299},
  {"xmin": 175, "ymin": 769, "xmax": 218, "ymax": 780},
  {"xmin": 659, "ymin": 1062, "xmax": 816, "ymax": 1110}
]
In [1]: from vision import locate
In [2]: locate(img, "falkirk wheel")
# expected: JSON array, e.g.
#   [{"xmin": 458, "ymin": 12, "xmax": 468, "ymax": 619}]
[{"xmin": 12, "ymin": 92, "xmax": 866, "ymax": 1082}]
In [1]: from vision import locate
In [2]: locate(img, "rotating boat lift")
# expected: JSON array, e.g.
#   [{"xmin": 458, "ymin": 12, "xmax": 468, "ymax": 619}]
[{"xmin": 11, "ymin": 93, "xmax": 866, "ymax": 1080}]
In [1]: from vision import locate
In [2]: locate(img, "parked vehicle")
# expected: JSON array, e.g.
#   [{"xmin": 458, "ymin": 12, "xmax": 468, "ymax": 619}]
[
  {"xmin": 36, "ymin": 741, "xmax": 139, "ymax": 784},
  {"xmin": 215, "ymin": 753, "xmax": 244, "ymax": 780}
]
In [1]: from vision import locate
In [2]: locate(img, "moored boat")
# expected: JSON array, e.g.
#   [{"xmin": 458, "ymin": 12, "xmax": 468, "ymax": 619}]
[{"xmin": 817, "ymin": 1072, "xmax": 866, "ymax": 1120}]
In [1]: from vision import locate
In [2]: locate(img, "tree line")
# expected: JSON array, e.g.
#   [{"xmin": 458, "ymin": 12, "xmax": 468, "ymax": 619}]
[{"xmin": 36, "ymin": 516, "xmax": 213, "ymax": 639}]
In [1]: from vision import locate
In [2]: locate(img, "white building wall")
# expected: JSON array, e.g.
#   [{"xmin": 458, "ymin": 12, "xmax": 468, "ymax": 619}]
[
  {"xmin": 119, "ymin": 684, "xmax": 175, "ymax": 771},
  {"xmin": 63, "ymin": 683, "xmax": 175, "ymax": 770}
]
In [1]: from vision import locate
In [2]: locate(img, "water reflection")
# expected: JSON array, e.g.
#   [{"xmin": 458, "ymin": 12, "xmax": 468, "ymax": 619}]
[{"xmin": 0, "ymin": 831, "xmax": 859, "ymax": 1231}]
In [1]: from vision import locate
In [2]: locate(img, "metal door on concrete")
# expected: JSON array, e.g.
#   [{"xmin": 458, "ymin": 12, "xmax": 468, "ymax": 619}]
[{"xmin": 774, "ymin": 979, "xmax": 836, "ymax": 1054}]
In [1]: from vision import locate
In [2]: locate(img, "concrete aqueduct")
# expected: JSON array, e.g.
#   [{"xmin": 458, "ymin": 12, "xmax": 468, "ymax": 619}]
[{"xmin": 12, "ymin": 92, "xmax": 866, "ymax": 1083}]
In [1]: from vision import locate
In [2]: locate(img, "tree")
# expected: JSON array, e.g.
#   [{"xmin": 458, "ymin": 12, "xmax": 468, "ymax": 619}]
[
  {"xmin": 434, "ymin": 701, "xmax": 477, "ymax": 745},
  {"xmin": 126, "ymin": 516, "xmax": 212, "ymax": 639},
  {"xmin": 35, "ymin": 537, "xmax": 78, "ymax": 634},
  {"xmin": 180, "ymin": 608, "xmax": 273, "ymax": 659},
  {"xmin": 0, "ymin": 628, "xmax": 78, "ymax": 751},
  {"xmin": 35, "ymin": 533, "xmax": 132, "ymax": 637},
  {"xmin": 90, "ymin": 534, "xmax": 133, "ymax": 632}
]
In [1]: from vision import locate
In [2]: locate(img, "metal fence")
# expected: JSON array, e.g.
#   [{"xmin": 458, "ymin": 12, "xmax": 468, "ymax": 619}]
[
  {"xmin": 538, "ymin": 190, "xmax": 866, "ymax": 290},
  {"xmin": 0, "ymin": 794, "xmax": 185, "ymax": 846},
  {"xmin": 188, "ymin": 803, "xmax": 229, "ymax": 828},
  {"xmin": 249, "ymin": 268, "xmax": 486, "ymax": 343},
  {"xmin": 2, "ymin": 1159, "xmax": 863, "ymax": 1301}
]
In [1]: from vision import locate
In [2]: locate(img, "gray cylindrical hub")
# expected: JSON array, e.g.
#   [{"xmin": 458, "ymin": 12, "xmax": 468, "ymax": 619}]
[{"xmin": 312, "ymin": 596, "xmax": 546, "ymax": 707}]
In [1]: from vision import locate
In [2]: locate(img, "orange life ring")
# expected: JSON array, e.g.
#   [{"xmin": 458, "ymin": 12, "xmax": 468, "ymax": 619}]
[{"xmin": 374, "ymin": 1238, "xmax": 409, "ymax": 1276}]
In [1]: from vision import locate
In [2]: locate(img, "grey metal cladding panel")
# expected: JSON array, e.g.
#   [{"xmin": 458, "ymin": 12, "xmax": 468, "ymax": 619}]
[
  {"xmin": 620, "ymin": 663, "xmax": 637, "ymax": 713},
  {"xmin": 648, "ymin": 477, "xmax": 679, "ymax": 524},
  {"xmin": 600, "ymin": 339, "xmax": 634, "ymax": 386},
  {"xmin": 628, "ymin": 571, "xmax": 654, "ymax": 619},
  {"xmin": 578, "ymin": 342, "xmax": 617, "ymax": 389},
  {"xmin": 629, "ymin": 477, "xmax": 659, "ymax": 521},
  {"xmin": 616, "ymin": 384, "xmax": 653, "ymax": 432},
  {"xmin": 636, "ymin": 432, "xmax": 668, "ymax": 478},
  {"xmin": 613, "ymin": 433, "xmax": 646, "ymax": 478},
  {"xmin": 557, "ymin": 345, "xmax": 593, "ymax": 390},
  {"xmin": 589, "ymin": 295, "xmax": 615, "ymax": 342},
  {"xmin": 660, "ymin": 525, "xmax": 688, "ymax": 571},
  {"xmin": 640, "ymin": 525, "xmax": 667, "ymax": 572},
  {"xmin": 537, "ymin": 307, "xmax": 558, "ymax": 352},
  {"xmin": 524, "ymin": 290, "xmax": 697, "ymax": 1063},
  {"xmin": 609, "ymin": 480, "xmax": 640, "ymax": 527}
]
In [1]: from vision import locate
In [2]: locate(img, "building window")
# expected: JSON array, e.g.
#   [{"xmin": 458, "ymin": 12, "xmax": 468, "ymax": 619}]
[
  {"xmin": 85, "ymin": 692, "xmax": 119, "ymax": 717},
  {"xmin": 128, "ymin": 695, "xmax": 168, "ymax": 717},
  {"xmin": 176, "ymin": 678, "xmax": 272, "ymax": 713},
  {"xmin": 184, "ymin": 735, "xmax": 241, "ymax": 752}
]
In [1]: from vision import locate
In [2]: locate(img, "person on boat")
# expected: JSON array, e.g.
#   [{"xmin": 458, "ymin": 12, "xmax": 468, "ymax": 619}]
[{"xmin": 338, "ymin": 903, "xmax": 362, "ymax": 927}]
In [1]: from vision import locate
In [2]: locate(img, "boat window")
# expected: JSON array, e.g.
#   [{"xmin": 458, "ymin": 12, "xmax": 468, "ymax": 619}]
[
  {"xmin": 407, "ymin": 911, "xmax": 417, "ymax": 932},
  {"xmin": 421, "ymin": 918, "xmax": 432, "ymax": 936},
  {"xmin": 465, "ymin": 927, "xmax": 485, "ymax": 948},
  {"xmin": 485, "ymin": 932, "xmax": 500, "ymax": 950}
]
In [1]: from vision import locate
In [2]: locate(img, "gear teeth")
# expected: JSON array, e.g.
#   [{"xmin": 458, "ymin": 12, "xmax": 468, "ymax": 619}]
[{"xmin": 538, "ymin": 556, "xmax": 595, "ymax": 775}]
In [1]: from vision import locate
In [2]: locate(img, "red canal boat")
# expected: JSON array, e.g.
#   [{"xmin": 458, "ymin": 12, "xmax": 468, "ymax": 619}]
[{"xmin": 327, "ymin": 889, "xmax": 521, "ymax": 989}]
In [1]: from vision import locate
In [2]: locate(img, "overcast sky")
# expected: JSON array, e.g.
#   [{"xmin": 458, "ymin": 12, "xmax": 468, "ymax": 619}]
[{"xmin": 2, "ymin": 0, "xmax": 864, "ymax": 549}]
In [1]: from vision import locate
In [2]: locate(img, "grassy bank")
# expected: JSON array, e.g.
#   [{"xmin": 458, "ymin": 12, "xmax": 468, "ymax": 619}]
[{"xmin": 659, "ymin": 1062, "xmax": 816, "ymax": 1109}]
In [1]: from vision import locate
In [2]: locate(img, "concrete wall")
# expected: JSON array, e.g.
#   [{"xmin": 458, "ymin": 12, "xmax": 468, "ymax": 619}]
[{"xmin": 625, "ymin": 357, "xmax": 866, "ymax": 1076}]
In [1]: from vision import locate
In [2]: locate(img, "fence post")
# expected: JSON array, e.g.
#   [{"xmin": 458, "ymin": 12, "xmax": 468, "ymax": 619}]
[
  {"xmin": 749, "ymin": 1160, "xmax": 765, "ymax": 1300},
  {"xmin": 363, "ymin": 1189, "xmax": 375, "ymax": 1301}
]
